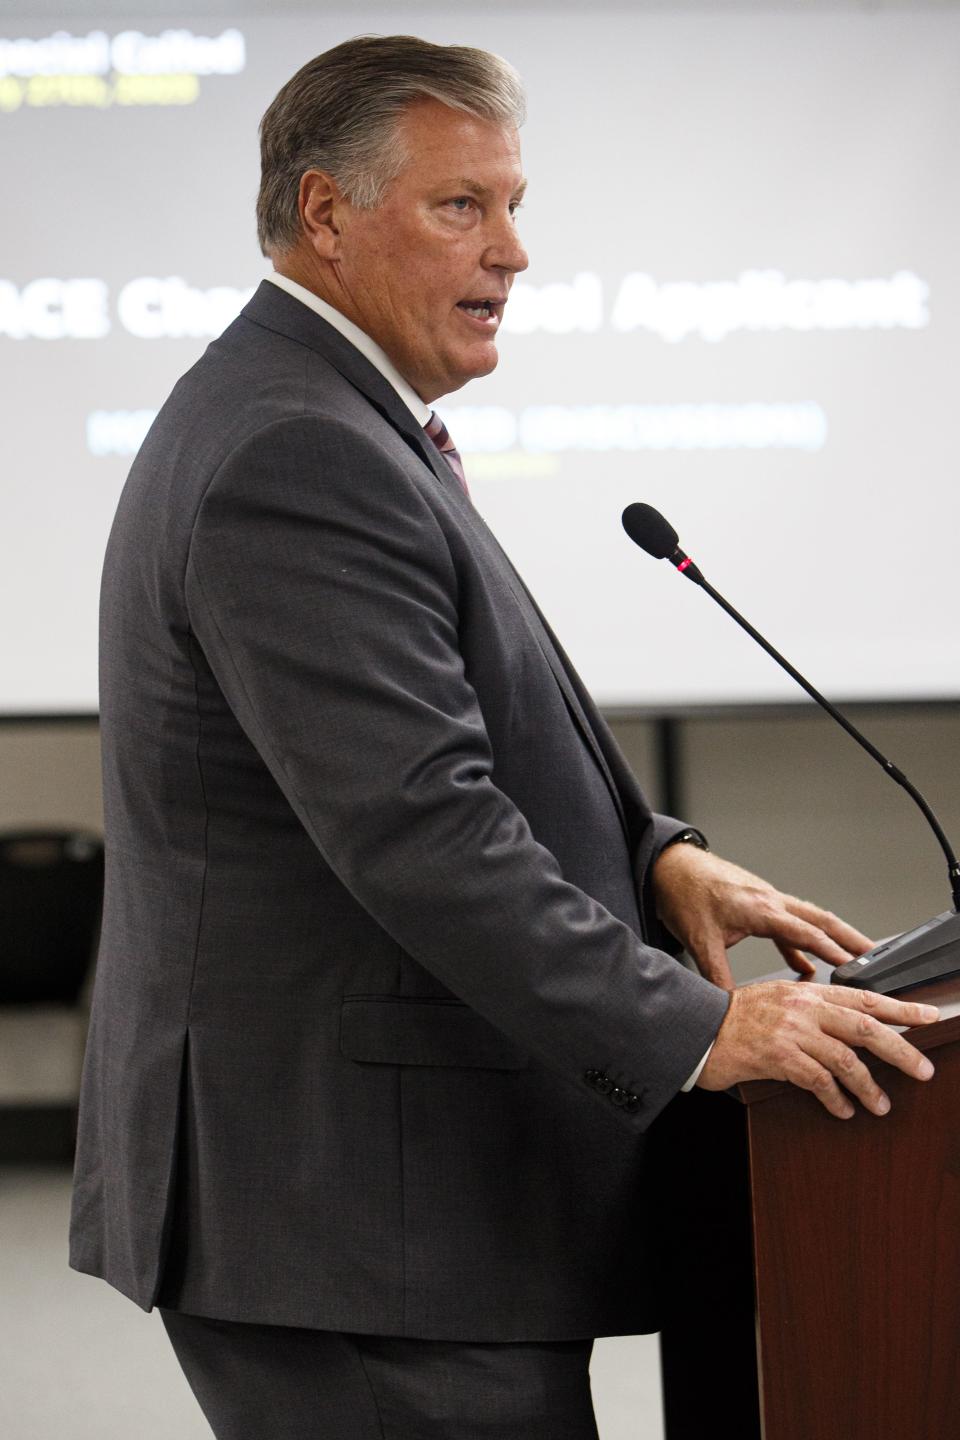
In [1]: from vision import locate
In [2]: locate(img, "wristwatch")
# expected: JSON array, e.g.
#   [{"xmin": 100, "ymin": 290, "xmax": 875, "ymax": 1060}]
[{"xmin": 661, "ymin": 827, "xmax": 710, "ymax": 853}]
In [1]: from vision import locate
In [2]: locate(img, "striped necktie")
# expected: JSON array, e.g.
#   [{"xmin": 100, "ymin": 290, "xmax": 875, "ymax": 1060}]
[{"xmin": 424, "ymin": 410, "xmax": 470, "ymax": 498}]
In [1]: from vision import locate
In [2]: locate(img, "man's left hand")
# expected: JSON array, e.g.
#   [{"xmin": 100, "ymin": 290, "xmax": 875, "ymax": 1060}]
[{"xmin": 651, "ymin": 844, "xmax": 873, "ymax": 990}]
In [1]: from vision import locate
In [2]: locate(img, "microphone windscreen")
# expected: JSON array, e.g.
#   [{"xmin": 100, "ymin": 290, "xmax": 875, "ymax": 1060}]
[{"xmin": 621, "ymin": 503, "xmax": 678, "ymax": 559}]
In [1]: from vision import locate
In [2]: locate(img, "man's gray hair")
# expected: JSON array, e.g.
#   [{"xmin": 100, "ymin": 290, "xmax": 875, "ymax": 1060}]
[{"xmin": 256, "ymin": 34, "xmax": 527, "ymax": 257}]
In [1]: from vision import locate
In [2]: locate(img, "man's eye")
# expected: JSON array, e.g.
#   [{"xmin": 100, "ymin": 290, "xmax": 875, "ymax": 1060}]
[{"xmin": 449, "ymin": 197, "xmax": 474, "ymax": 212}]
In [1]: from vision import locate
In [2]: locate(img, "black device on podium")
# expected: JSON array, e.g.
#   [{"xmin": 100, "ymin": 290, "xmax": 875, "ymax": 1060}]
[{"xmin": 621, "ymin": 501, "xmax": 960, "ymax": 996}]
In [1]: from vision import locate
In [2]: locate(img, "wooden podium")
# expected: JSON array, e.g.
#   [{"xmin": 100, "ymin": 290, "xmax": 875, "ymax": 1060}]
[{"xmin": 650, "ymin": 968, "xmax": 960, "ymax": 1440}]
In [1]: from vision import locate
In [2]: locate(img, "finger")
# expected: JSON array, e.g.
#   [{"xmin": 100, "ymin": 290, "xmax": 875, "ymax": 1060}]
[
  {"xmin": 783, "ymin": 897, "xmax": 873, "ymax": 955},
  {"xmin": 750, "ymin": 909, "xmax": 862, "ymax": 968},
  {"xmin": 801, "ymin": 1031, "xmax": 891, "ymax": 1115},
  {"xmin": 784, "ymin": 1052, "xmax": 856, "ymax": 1120},
  {"xmin": 817, "ymin": 986, "xmax": 940, "ymax": 1028},
  {"xmin": 775, "ymin": 942, "xmax": 817, "ymax": 977},
  {"xmin": 819, "ymin": 1003, "xmax": 936, "ymax": 1083}
]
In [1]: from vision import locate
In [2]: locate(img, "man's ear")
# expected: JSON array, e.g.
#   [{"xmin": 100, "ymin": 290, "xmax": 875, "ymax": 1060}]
[{"xmin": 298, "ymin": 170, "xmax": 344, "ymax": 259}]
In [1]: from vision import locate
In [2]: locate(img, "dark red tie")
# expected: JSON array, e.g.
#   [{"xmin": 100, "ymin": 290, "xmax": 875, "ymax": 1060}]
[{"xmin": 424, "ymin": 411, "xmax": 470, "ymax": 498}]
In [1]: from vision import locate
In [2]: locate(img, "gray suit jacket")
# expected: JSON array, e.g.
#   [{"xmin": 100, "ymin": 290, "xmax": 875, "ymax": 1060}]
[{"xmin": 69, "ymin": 281, "xmax": 728, "ymax": 1341}]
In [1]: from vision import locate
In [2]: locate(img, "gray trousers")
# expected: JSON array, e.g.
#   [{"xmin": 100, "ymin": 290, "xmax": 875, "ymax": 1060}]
[{"xmin": 159, "ymin": 1309, "xmax": 600, "ymax": 1440}]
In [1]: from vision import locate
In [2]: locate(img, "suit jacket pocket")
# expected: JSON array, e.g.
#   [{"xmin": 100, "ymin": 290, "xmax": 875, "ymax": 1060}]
[{"xmin": 340, "ymin": 996, "xmax": 528, "ymax": 1071}]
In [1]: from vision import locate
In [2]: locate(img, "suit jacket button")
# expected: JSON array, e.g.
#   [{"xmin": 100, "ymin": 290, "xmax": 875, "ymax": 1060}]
[
  {"xmin": 624, "ymin": 1095, "xmax": 641, "ymax": 1114},
  {"xmin": 610, "ymin": 1087, "xmax": 629, "ymax": 1107},
  {"xmin": 594, "ymin": 1075, "xmax": 613, "ymax": 1095},
  {"xmin": 583, "ymin": 1069, "xmax": 600, "ymax": 1087}
]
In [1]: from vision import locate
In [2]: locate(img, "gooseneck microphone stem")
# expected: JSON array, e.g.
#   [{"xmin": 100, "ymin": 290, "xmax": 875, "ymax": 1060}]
[{"xmin": 671, "ymin": 545, "xmax": 960, "ymax": 913}]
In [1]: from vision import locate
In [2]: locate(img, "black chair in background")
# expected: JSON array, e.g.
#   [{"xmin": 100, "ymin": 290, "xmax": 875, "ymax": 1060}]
[
  {"xmin": 0, "ymin": 829, "xmax": 104, "ymax": 1160},
  {"xmin": 0, "ymin": 829, "xmax": 104, "ymax": 1005}
]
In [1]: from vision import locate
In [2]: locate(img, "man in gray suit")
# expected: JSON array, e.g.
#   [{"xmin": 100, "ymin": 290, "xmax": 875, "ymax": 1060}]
[{"xmin": 70, "ymin": 35, "xmax": 939, "ymax": 1439}]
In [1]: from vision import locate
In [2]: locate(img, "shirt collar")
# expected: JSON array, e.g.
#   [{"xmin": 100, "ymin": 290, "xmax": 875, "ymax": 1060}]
[{"xmin": 265, "ymin": 272, "xmax": 432, "ymax": 427}]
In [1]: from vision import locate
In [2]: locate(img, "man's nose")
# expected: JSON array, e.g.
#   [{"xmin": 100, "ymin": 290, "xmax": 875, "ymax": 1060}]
[{"xmin": 484, "ymin": 215, "xmax": 529, "ymax": 275}]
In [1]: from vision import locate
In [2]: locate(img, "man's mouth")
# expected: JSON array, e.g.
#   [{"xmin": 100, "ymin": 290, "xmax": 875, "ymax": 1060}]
[{"xmin": 456, "ymin": 298, "xmax": 503, "ymax": 323}]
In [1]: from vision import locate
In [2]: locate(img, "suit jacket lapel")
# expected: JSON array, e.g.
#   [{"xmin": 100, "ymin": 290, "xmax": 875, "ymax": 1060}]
[
  {"xmin": 241, "ymin": 283, "xmax": 456, "ymax": 492},
  {"xmin": 241, "ymin": 282, "xmax": 631, "ymax": 844}
]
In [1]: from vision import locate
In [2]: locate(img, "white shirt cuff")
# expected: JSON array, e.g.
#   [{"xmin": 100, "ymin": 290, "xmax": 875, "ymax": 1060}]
[{"xmin": 681, "ymin": 1042, "xmax": 714, "ymax": 1092}]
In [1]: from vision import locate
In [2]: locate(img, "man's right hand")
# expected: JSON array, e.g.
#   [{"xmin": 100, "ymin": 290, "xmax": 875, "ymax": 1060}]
[{"xmin": 697, "ymin": 982, "xmax": 940, "ymax": 1118}]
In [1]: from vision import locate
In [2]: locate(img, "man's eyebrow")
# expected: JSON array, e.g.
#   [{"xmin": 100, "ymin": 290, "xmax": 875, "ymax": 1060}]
[{"xmin": 441, "ymin": 177, "xmax": 528, "ymax": 201}]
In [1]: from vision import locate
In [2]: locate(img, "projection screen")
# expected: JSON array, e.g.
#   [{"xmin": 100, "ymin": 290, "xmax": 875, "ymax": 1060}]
[{"xmin": 2, "ymin": 2, "xmax": 958, "ymax": 712}]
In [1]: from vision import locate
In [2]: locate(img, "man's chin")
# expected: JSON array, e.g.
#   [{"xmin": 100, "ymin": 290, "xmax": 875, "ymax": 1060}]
[
  {"xmin": 457, "ymin": 342, "xmax": 501, "ymax": 387},
  {"xmin": 427, "ymin": 347, "xmax": 499, "ymax": 402}
]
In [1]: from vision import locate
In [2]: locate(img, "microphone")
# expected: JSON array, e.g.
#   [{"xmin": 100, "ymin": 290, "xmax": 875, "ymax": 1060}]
[
  {"xmin": 622, "ymin": 502, "xmax": 960, "ymax": 995},
  {"xmin": 622, "ymin": 503, "xmax": 697, "ymax": 572}
]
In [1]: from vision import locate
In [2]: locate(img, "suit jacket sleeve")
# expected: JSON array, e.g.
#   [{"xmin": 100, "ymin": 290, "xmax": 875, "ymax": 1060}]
[{"xmin": 184, "ymin": 414, "xmax": 729, "ymax": 1129}]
